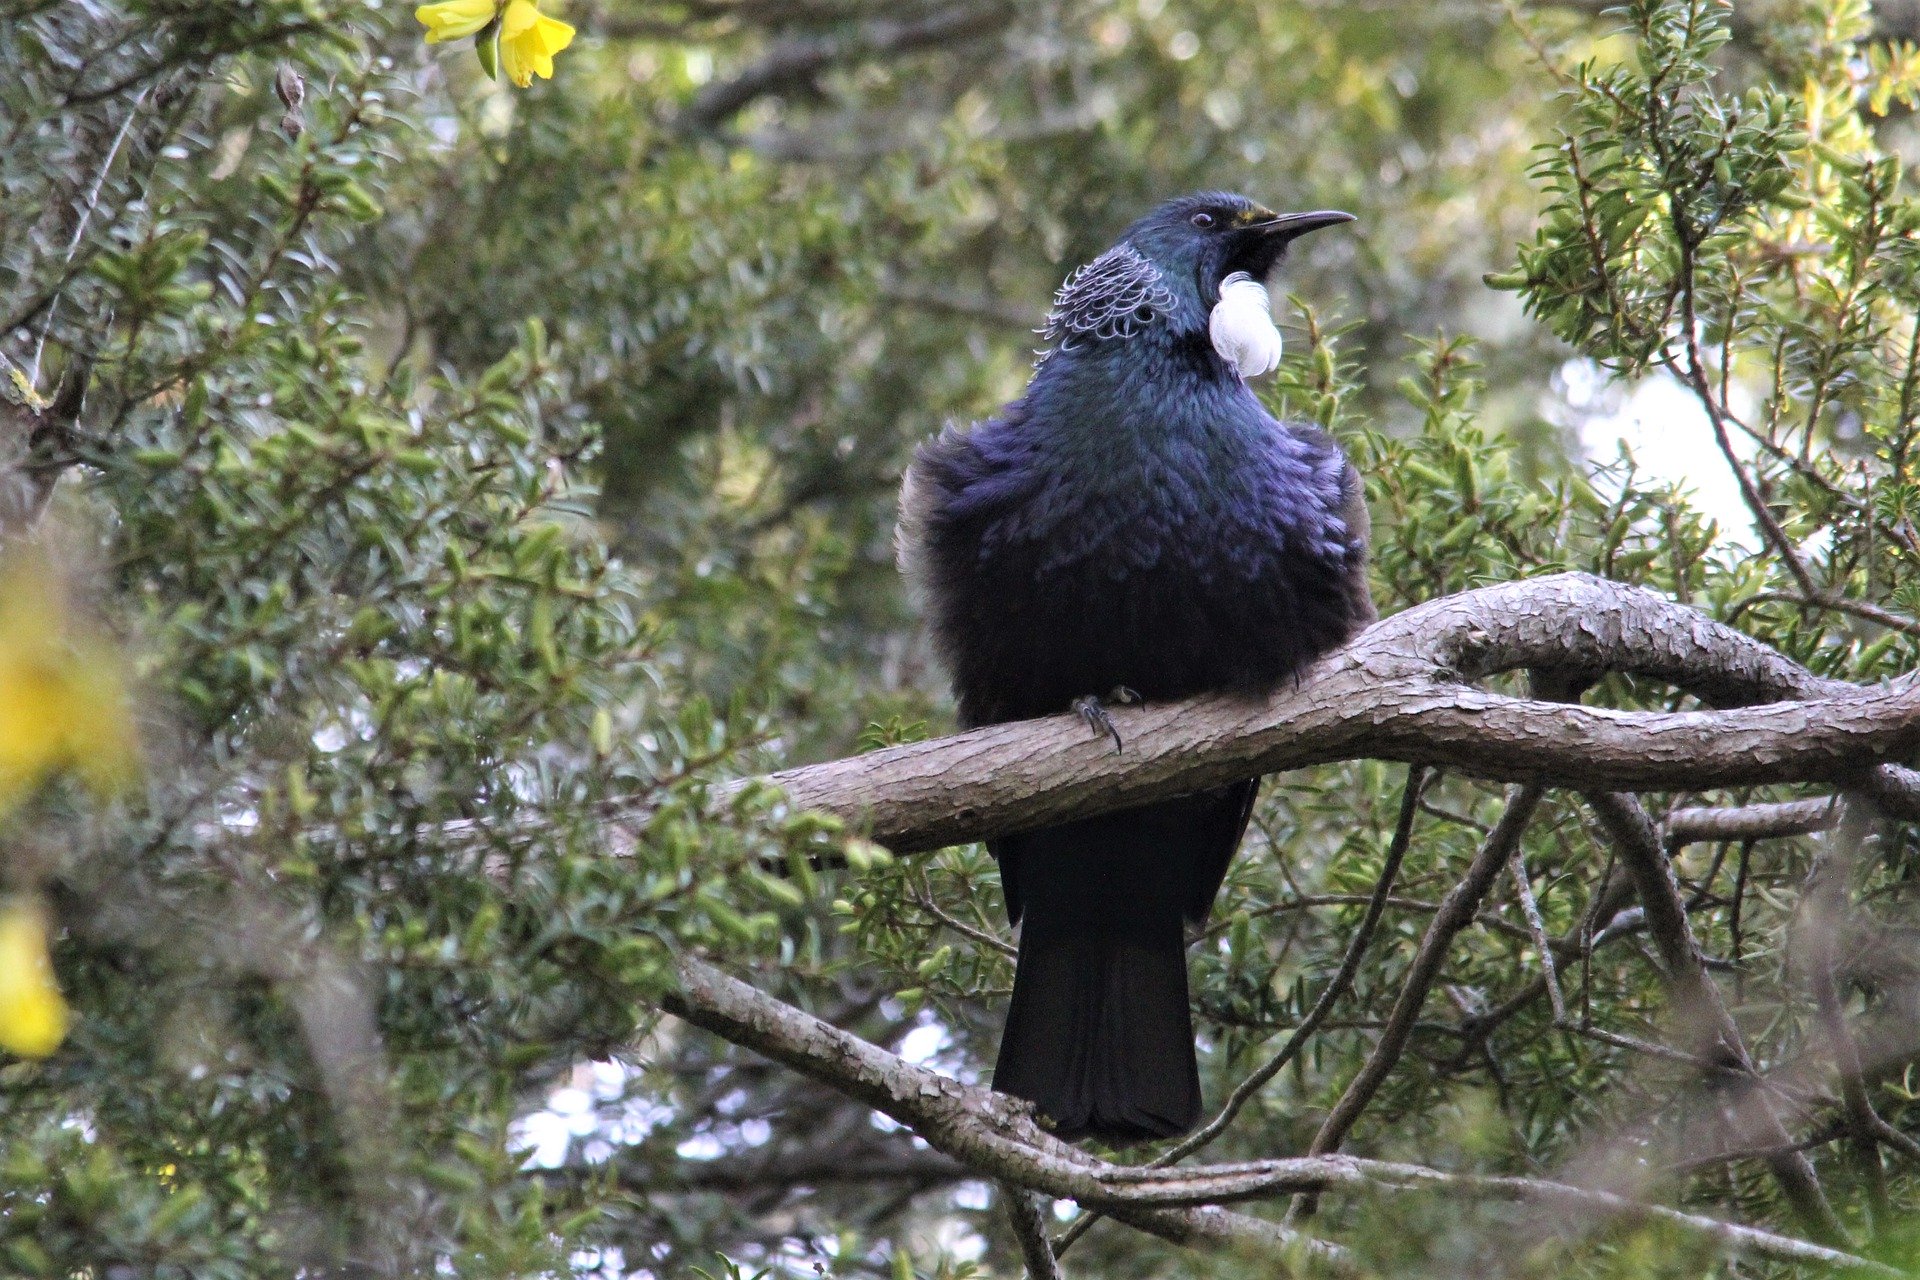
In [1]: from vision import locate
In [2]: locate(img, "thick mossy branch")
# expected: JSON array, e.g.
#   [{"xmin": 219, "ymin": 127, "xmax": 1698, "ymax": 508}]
[{"xmin": 746, "ymin": 574, "xmax": 1920, "ymax": 852}]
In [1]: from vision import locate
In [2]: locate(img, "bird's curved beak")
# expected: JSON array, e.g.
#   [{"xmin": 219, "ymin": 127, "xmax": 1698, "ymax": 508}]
[
  {"xmin": 1224, "ymin": 210, "xmax": 1354, "ymax": 283},
  {"xmin": 1248, "ymin": 210, "xmax": 1357, "ymax": 244}
]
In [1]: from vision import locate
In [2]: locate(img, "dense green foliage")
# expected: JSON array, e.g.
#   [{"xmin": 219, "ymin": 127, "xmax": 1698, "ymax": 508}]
[{"xmin": 8, "ymin": 0, "xmax": 1920, "ymax": 1275}]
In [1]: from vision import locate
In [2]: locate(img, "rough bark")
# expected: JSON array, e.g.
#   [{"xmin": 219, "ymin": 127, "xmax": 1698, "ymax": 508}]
[
  {"xmin": 738, "ymin": 574, "xmax": 1920, "ymax": 852},
  {"xmin": 660, "ymin": 954, "xmax": 1346, "ymax": 1271},
  {"xmin": 663, "ymin": 574, "xmax": 1920, "ymax": 1271},
  {"xmin": 659, "ymin": 955, "xmax": 1899, "ymax": 1277}
]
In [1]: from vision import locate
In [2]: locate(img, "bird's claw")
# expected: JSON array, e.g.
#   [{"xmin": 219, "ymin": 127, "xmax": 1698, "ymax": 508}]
[{"xmin": 1073, "ymin": 690, "xmax": 1138, "ymax": 754}]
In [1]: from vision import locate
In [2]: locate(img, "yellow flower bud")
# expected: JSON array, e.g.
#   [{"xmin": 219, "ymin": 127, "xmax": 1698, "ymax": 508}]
[
  {"xmin": 415, "ymin": 0, "xmax": 500, "ymax": 44},
  {"xmin": 0, "ymin": 898, "xmax": 68, "ymax": 1059},
  {"xmin": 0, "ymin": 562, "xmax": 139, "ymax": 811}
]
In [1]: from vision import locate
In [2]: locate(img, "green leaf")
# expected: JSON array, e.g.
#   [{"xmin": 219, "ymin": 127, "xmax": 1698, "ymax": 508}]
[{"xmin": 475, "ymin": 15, "xmax": 502, "ymax": 81}]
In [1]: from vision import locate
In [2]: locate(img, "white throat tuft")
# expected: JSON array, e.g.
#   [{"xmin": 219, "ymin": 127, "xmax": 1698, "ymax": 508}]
[{"xmin": 1209, "ymin": 272, "xmax": 1283, "ymax": 379}]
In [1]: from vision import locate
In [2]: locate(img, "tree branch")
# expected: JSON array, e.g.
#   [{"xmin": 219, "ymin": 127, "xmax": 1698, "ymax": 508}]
[
  {"xmin": 1583, "ymin": 790, "xmax": 1848, "ymax": 1243},
  {"xmin": 659, "ymin": 954, "xmax": 1349, "ymax": 1271},
  {"xmin": 678, "ymin": 2, "xmax": 1013, "ymax": 132},
  {"xmin": 739, "ymin": 574, "xmax": 1920, "ymax": 854},
  {"xmin": 1663, "ymin": 797, "xmax": 1838, "ymax": 849},
  {"xmin": 1001, "ymin": 1182, "xmax": 1065, "ymax": 1280},
  {"xmin": 658, "ymin": 954, "xmax": 1900, "ymax": 1276}
]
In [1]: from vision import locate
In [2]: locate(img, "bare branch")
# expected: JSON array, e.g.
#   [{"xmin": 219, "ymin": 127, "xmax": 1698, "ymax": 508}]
[
  {"xmin": 1583, "ymin": 791, "xmax": 1848, "ymax": 1243},
  {"xmin": 1001, "ymin": 1182, "xmax": 1065, "ymax": 1280},
  {"xmin": 1307, "ymin": 783, "xmax": 1546, "ymax": 1157},
  {"xmin": 660, "ymin": 954, "xmax": 1349, "ymax": 1270},
  {"xmin": 1663, "ymin": 797, "xmax": 1838, "ymax": 848},
  {"xmin": 679, "ymin": 2, "xmax": 1012, "ymax": 132},
  {"xmin": 739, "ymin": 574, "xmax": 1920, "ymax": 854},
  {"xmin": 659, "ymin": 955, "xmax": 1899, "ymax": 1277},
  {"xmin": 1509, "ymin": 831, "xmax": 1568, "ymax": 1021}
]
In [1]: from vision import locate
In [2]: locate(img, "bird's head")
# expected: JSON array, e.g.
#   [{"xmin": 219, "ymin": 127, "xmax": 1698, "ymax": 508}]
[
  {"xmin": 1121, "ymin": 191, "xmax": 1354, "ymax": 311},
  {"xmin": 1037, "ymin": 191, "xmax": 1353, "ymax": 379}
]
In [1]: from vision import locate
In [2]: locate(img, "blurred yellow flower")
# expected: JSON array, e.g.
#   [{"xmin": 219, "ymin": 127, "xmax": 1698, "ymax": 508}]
[
  {"xmin": 499, "ymin": 0, "xmax": 575, "ymax": 88},
  {"xmin": 0, "ymin": 897, "xmax": 68, "ymax": 1059},
  {"xmin": 0, "ymin": 561, "xmax": 138, "ymax": 810},
  {"xmin": 415, "ymin": 0, "xmax": 575, "ymax": 87},
  {"xmin": 415, "ymin": 0, "xmax": 497, "ymax": 43}
]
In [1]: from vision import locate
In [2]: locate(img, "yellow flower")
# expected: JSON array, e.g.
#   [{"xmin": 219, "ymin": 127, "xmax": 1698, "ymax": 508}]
[
  {"xmin": 0, "ymin": 897, "xmax": 68, "ymax": 1059},
  {"xmin": 499, "ymin": 0, "xmax": 575, "ymax": 88},
  {"xmin": 415, "ymin": 0, "xmax": 498, "ymax": 43},
  {"xmin": 0, "ymin": 560, "xmax": 138, "ymax": 811}
]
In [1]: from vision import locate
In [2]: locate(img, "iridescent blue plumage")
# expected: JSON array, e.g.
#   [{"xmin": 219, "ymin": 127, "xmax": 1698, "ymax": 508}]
[{"xmin": 897, "ymin": 192, "xmax": 1371, "ymax": 1142}]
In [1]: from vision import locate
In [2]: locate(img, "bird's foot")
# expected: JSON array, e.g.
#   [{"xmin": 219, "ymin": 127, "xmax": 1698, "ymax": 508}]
[{"xmin": 1071, "ymin": 687, "xmax": 1141, "ymax": 754}]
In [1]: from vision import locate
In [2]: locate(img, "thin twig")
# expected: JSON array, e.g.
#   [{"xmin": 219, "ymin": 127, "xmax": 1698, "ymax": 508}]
[
  {"xmin": 1000, "ymin": 1182, "xmax": 1065, "ymax": 1280},
  {"xmin": 30, "ymin": 89, "xmax": 144, "ymax": 382},
  {"xmin": 1307, "ymin": 783, "xmax": 1546, "ymax": 1158},
  {"xmin": 1556, "ymin": 1018, "xmax": 1739, "ymax": 1074},
  {"xmin": 1664, "ymin": 1125, "xmax": 1846, "ymax": 1176},
  {"xmin": 1510, "ymin": 836, "xmax": 1567, "ymax": 1022},
  {"xmin": 1057, "ymin": 767, "xmax": 1430, "ymax": 1255},
  {"xmin": 910, "ymin": 881, "xmax": 1017, "ymax": 958}
]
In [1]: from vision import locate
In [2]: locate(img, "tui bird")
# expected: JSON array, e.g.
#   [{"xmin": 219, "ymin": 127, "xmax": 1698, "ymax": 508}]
[{"xmin": 896, "ymin": 192, "xmax": 1374, "ymax": 1143}]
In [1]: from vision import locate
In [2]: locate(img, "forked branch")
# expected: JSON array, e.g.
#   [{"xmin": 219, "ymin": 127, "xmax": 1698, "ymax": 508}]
[
  {"xmin": 741, "ymin": 573, "xmax": 1920, "ymax": 852},
  {"xmin": 672, "ymin": 573, "xmax": 1920, "ymax": 1271}
]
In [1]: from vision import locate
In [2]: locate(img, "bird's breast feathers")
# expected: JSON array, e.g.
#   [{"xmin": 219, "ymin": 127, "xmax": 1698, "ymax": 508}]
[{"xmin": 906, "ymin": 404, "xmax": 1349, "ymax": 585}]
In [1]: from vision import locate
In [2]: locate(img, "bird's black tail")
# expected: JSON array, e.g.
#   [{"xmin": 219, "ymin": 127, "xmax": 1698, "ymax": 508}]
[
  {"xmin": 988, "ymin": 788, "xmax": 1254, "ymax": 1143},
  {"xmin": 993, "ymin": 904, "xmax": 1200, "ymax": 1143}
]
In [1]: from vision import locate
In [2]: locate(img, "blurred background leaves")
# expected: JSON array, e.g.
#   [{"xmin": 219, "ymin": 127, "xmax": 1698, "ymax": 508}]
[{"xmin": 6, "ymin": 0, "xmax": 1920, "ymax": 1275}]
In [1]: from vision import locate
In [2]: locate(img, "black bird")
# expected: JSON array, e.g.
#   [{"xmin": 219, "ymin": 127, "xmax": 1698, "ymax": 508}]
[{"xmin": 896, "ymin": 193, "xmax": 1374, "ymax": 1143}]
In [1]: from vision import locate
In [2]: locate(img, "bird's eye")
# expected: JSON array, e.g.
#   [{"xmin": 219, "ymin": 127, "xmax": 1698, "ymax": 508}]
[{"xmin": 1190, "ymin": 211, "xmax": 1216, "ymax": 229}]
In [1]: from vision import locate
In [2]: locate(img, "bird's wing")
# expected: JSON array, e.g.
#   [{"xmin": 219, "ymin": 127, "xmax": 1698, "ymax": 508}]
[
  {"xmin": 992, "ymin": 782, "xmax": 1259, "ymax": 931},
  {"xmin": 1183, "ymin": 780, "xmax": 1260, "ymax": 925}
]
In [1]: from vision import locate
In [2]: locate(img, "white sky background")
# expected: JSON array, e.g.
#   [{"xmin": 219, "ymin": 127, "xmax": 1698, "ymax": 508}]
[
  {"xmin": 1554, "ymin": 358, "xmax": 1756, "ymax": 543},
  {"xmin": 513, "ymin": 1014, "xmax": 991, "ymax": 1275}
]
